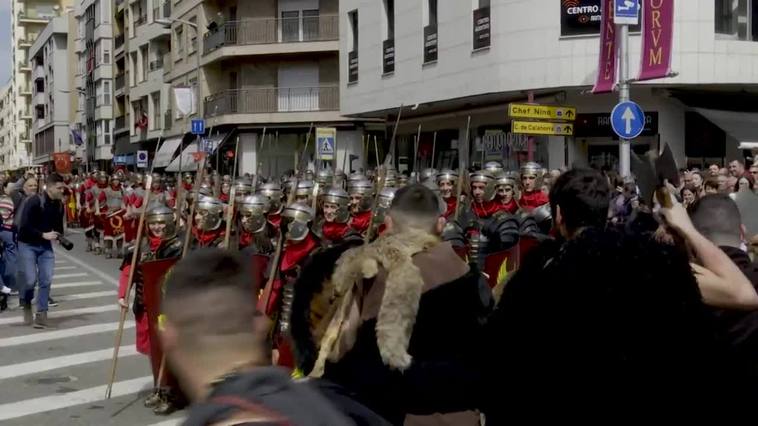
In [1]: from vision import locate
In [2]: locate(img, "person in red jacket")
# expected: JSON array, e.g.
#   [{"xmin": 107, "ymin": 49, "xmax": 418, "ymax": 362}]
[
  {"xmin": 519, "ymin": 162, "xmax": 549, "ymax": 211},
  {"xmin": 470, "ymin": 170, "xmax": 499, "ymax": 219},
  {"xmin": 436, "ymin": 169, "xmax": 459, "ymax": 219},
  {"xmin": 494, "ymin": 174, "xmax": 520, "ymax": 214}
]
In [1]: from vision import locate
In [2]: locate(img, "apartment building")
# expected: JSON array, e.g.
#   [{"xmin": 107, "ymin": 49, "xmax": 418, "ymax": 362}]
[
  {"xmin": 0, "ymin": 85, "xmax": 14, "ymax": 169},
  {"xmin": 29, "ymin": 13, "xmax": 80, "ymax": 164},
  {"xmin": 340, "ymin": 0, "xmax": 758, "ymax": 172},
  {"xmin": 74, "ymin": 0, "xmax": 114, "ymax": 170},
  {"xmin": 6, "ymin": 0, "xmax": 73, "ymax": 171},
  {"xmin": 152, "ymin": 0, "xmax": 368, "ymax": 176}
]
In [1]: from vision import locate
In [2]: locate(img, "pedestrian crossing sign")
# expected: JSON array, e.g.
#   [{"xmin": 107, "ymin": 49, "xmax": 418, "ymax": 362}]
[{"xmin": 316, "ymin": 127, "xmax": 336, "ymax": 161}]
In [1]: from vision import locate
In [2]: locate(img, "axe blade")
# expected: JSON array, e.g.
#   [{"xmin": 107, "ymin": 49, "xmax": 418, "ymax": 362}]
[
  {"xmin": 631, "ymin": 150, "xmax": 656, "ymax": 206},
  {"xmin": 655, "ymin": 143, "xmax": 679, "ymax": 187}
]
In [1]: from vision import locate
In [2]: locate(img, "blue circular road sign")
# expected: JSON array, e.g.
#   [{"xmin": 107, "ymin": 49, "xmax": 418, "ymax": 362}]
[{"xmin": 610, "ymin": 101, "xmax": 645, "ymax": 139}]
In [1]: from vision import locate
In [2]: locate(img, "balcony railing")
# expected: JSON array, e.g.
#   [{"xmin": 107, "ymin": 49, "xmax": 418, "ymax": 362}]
[
  {"xmin": 17, "ymin": 10, "xmax": 57, "ymax": 21},
  {"xmin": 115, "ymin": 34, "xmax": 125, "ymax": 49},
  {"xmin": 164, "ymin": 109, "xmax": 172, "ymax": 130},
  {"xmin": 149, "ymin": 58, "xmax": 163, "ymax": 72},
  {"xmin": 203, "ymin": 86, "xmax": 338, "ymax": 116},
  {"xmin": 115, "ymin": 73, "xmax": 125, "ymax": 91},
  {"xmin": 115, "ymin": 116, "xmax": 126, "ymax": 132},
  {"xmin": 203, "ymin": 15, "xmax": 338, "ymax": 55}
]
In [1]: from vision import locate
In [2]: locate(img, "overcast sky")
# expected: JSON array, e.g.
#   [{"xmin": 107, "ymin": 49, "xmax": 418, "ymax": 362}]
[{"xmin": 0, "ymin": 0, "xmax": 10, "ymax": 85}]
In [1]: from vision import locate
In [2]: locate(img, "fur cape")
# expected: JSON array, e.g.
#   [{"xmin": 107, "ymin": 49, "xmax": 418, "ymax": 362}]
[{"xmin": 309, "ymin": 229, "xmax": 442, "ymax": 377}]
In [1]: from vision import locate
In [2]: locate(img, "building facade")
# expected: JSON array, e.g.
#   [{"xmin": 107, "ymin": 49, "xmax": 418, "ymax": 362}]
[
  {"xmin": 151, "ymin": 0, "xmax": 368, "ymax": 177},
  {"xmin": 0, "ymin": 84, "xmax": 14, "ymax": 168},
  {"xmin": 5, "ymin": 0, "xmax": 73, "ymax": 171},
  {"xmin": 338, "ymin": 0, "xmax": 758, "ymax": 173},
  {"xmin": 29, "ymin": 14, "xmax": 80, "ymax": 164}
]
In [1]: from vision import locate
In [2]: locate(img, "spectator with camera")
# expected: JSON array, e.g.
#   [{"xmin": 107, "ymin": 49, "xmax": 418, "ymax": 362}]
[{"xmin": 16, "ymin": 173, "xmax": 67, "ymax": 329}]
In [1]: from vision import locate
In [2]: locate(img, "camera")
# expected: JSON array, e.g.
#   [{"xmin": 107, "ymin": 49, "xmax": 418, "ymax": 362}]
[{"xmin": 57, "ymin": 235, "xmax": 74, "ymax": 251}]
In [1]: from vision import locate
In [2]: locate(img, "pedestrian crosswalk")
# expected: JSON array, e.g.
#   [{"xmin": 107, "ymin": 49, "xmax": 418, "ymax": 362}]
[{"xmin": 0, "ymin": 237, "xmax": 185, "ymax": 425}]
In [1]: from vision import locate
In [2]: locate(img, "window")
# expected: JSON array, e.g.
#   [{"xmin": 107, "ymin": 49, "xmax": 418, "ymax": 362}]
[
  {"xmin": 423, "ymin": 0, "xmax": 438, "ymax": 63},
  {"xmin": 140, "ymin": 45, "xmax": 148, "ymax": 81},
  {"xmin": 383, "ymin": 0, "xmax": 395, "ymax": 40},
  {"xmin": 174, "ymin": 25, "xmax": 184, "ymax": 54},
  {"xmin": 347, "ymin": 10, "xmax": 358, "ymax": 83},
  {"xmin": 382, "ymin": 0, "xmax": 395, "ymax": 74},
  {"xmin": 282, "ymin": 11, "xmax": 300, "ymax": 42},
  {"xmin": 104, "ymin": 120, "xmax": 111, "ymax": 144},
  {"xmin": 102, "ymin": 0, "xmax": 110, "ymax": 24},
  {"xmin": 715, "ymin": 0, "xmax": 758, "ymax": 41},
  {"xmin": 104, "ymin": 49, "xmax": 110, "ymax": 64},
  {"xmin": 103, "ymin": 81, "xmax": 111, "ymax": 105},
  {"xmin": 152, "ymin": 92, "xmax": 160, "ymax": 130},
  {"xmin": 95, "ymin": 41, "xmax": 102, "ymax": 65},
  {"xmin": 303, "ymin": 10, "xmax": 320, "ymax": 41},
  {"xmin": 188, "ymin": 17, "xmax": 198, "ymax": 53}
]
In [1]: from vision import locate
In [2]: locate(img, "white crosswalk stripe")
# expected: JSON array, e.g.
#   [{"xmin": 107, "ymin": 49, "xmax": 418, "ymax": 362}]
[
  {"xmin": 0, "ymin": 346, "xmax": 138, "ymax": 380},
  {"xmin": 53, "ymin": 265, "xmax": 77, "ymax": 271},
  {"xmin": 0, "ymin": 304, "xmax": 119, "ymax": 326},
  {"xmin": 51, "ymin": 280, "xmax": 104, "ymax": 289},
  {"xmin": 0, "ymin": 376, "xmax": 154, "ymax": 421},
  {"xmin": 51, "ymin": 272, "xmax": 89, "ymax": 279},
  {"xmin": 56, "ymin": 290, "xmax": 117, "ymax": 301},
  {"xmin": 0, "ymin": 321, "xmax": 135, "ymax": 347}
]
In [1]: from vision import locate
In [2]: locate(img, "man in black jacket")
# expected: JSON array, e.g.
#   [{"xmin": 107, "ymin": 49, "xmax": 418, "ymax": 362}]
[{"xmin": 17, "ymin": 173, "xmax": 65, "ymax": 329}]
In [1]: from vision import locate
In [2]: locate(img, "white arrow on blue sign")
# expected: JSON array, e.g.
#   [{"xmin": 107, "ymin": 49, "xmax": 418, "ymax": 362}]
[
  {"xmin": 613, "ymin": 0, "xmax": 640, "ymax": 25},
  {"xmin": 611, "ymin": 101, "xmax": 645, "ymax": 140}
]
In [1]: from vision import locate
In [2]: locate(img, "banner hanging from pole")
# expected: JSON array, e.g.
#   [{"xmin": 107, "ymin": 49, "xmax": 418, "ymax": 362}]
[
  {"xmin": 637, "ymin": 0, "xmax": 674, "ymax": 81},
  {"xmin": 592, "ymin": 0, "xmax": 618, "ymax": 94}
]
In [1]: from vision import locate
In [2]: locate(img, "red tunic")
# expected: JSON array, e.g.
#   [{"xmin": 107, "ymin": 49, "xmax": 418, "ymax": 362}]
[
  {"xmin": 258, "ymin": 232, "xmax": 319, "ymax": 317},
  {"xmin": 323, "ymin": 221, "xmax": 349, "ymax": 241},
  {"xmin": 267, "ymin": 213, "xmax": 282, "ymax": 230},
  {"xmin": 191, "ymin": 227, "xmax": 225, "ymax": 247},
  {"xmin": 442, "ymin": 197, "xmax": 457, "ymax": 219},
  {"xmin": 350, "ymin": 210, "xmax": 372, "ymax": 233},
  {"xmin": 239, "ymin": 230, "xmax": 253, "ymax": 249},
  {"xmin": 494, "ymin": 198, "xmax": 519, "ymax": 215},
  {"xmin": 472, "ymin": 200, "xmax": 500, "ymax": 219},
  {"xmin": 519, "ymin": 190, "xmax": 549, "ymax": 211}
]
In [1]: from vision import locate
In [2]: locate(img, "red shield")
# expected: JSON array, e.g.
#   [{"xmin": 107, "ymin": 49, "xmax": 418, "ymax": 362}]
[
  {"xmin": 103, "ymin": 209, "xmax": 126, "ymax": 241},
  {"xmin": 140, "ymin": 257, "xmax": 180, "ymax": 383},
  {"xmin": 483, "ymin": 246, "xmax": 520, "ymax": 289}
]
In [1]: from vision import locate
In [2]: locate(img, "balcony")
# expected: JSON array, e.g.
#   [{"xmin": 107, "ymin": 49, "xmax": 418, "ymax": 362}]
[
  {"xmin": 18, "ymin": 61, "xmax": 31, "ymax": 71},
  {"xmin": 115, "ymin": 115, "xmax": 128, "ymax": 134},
  {"xmin": 204, "ymin": 86, "xmax": 338, "ymax": 116},
  {"xmin": 17, "ymin": 9, "xmax": 56, "ymax": 24},
  {"xmin": 18, "ymin": 38, "xmax": 32, "ymax": 47},
  {"xmin": 203, "ymin": 15, "xmax": 338, "ymax": 56},
  {"xmin": 115, "ymin": 33, "xmax": 125, "ymax": 50},
  {"xmin": 20, "ymin": 85, "xmax": 32, "ymax": 95},
  {"xmin": 115, "ymin": 73, "xmax": 125, "ymax": 92},
  {"xmin": 149, "ymin": 58, "xmax": 163, "ymax": 72},
  {"xmin": 135, "ymin": 15, "xmax": 147, "ymax": 27},
  {"xmin": 20, "ymin": 109, "xmax": 32, "ymax": 119}
]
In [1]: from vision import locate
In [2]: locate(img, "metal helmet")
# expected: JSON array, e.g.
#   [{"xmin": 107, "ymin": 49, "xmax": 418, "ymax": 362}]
[
  {"xmin": 348, "ymin": 172, "xmax": 367, "ymax": 184},
  {"xmin": 195, "ymin": 195, "xmax": 225, "ymax": 231},
  {"xmin": 520, "ymin": 161, "xmax": 543, "ymax": 178},
  {"xmin": 496, "ymin": 175, "xmax": 518, "ymax": 189},
  {"xmin": 96, "ymin": 171, "xmax": 108, "ymax": 183},
  {"xmin": 316, "ymin": 168, "xmax": 335, "ymax": 187},
  {"xmin": 347, "ymin": 179, "xmax": 374, "ymax": 212},
  {"xmin": 384, "ymin": 169, "xmax": 398, "ymax": 188},
  {"xmin": 283, "ymin": 176, "xmax": 298, "ymax": 195},
  {"xmin": 258, "ymin": 182, "xmax": 284, "ymax": 213},
  {"xmin": 133, "ymin": 173, "xmax": 145, "ymax": 185},
  {"xmin": 145, "ymin": 204, "xmax": 177, "ymax": 239},
  {"xmin": 303, "ymin": 169, "xmax": 315, "ymax": 181},
  {"xmin": 234, "ymin": 179, "xmax": 253, "ymax": 203},
  {"xmin": 420, "ymin": 168, "xmax": 439, "ymax": 184},
  {"xmin": 237, "ymin": 194, "xmax": 271, "ymax": 233},
  {"xmin": 295, "ymin": 180, "xmax": 315, "ymax": 198},
  {"xmin": 183, "ymin": 172, "xmax": 194, "ymax": 183},
  {"xmin": 436, "ymin": 169, "xmax": 459, "ymax": 185},
  {"xmin": 484, "ymin": 161, "xmax": 505, "ymax": 177},
  {"xmin": 150, "ymin": 173, "xmax": 163, "ymax": 188},
  {"xmin": 373, "ymin": 186, "xmax": 398, "ymax": 226},
  {"xmin": 470, "ymin": 170, "xmax": 497, "ymax": 201},
  {"xmin": 281, "ymin": 202, "xmax": 314, "ymax": 242},
  {"xmin": 198, "ymin": 182, "xmax": 213, "ymax": 197},
  {"xmin": 320, "ymin": 186, "xmax": 350, "ymax": 223},
  {"xmin": 397, "ymin": 175, "xmax": 409, "ymax": 187}
]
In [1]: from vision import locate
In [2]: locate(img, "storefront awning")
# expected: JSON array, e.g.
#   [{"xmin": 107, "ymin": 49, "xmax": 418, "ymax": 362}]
[
  {"xmin": 153, "ymin": 137, "xmax": 184, "ymax": 168},
  {"xmin": 165, "ymin": 133, "xmax": 226, "ymax": 172},
  {"xmin": 694, "ymin": 108, "xmax": 758, "ymax": 145}
]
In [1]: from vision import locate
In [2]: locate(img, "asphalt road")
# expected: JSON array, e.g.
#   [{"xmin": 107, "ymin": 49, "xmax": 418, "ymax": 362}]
[{"xmin": 0, "ymin": 231, "xmax": 185, "ymax": 426}]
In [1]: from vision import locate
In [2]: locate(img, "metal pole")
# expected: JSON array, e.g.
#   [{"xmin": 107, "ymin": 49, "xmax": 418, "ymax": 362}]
[{"xmin": 618, "ymin": 24, "xmax": 631, "ymax": 178}]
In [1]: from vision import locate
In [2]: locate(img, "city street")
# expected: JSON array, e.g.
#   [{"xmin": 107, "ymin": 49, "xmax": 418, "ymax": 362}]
[{"xmin": 0, "ymin": 231, "xmax": 184, "ymax": 425}]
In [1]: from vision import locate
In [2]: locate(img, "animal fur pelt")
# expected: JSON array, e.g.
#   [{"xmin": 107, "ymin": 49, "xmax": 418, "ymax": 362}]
[
  {"xmin": 310, "ymin": 229, "xmax": 441, "ymax": 377},
  {"xmin": 290, "ymin": 239, "xmax": 363, "ymax": 375}
]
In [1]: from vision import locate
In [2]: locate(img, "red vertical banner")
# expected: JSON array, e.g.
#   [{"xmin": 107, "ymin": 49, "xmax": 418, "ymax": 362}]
[
  {"xmin": 53, "ymin": 152, "xmax": 72, "ymax": 174},
  {"xmin": 638, "ymin": 0, "xmax": 674, "ymax": 81},
  {"xmin": 592, "ymin": 0, "xmax": 617, "ymax": 94}
]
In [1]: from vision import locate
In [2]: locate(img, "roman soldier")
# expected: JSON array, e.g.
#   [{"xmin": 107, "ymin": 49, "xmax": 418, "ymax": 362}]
[
  {"xmin": 103, "ymin": 174, "xmax": 126, "ymax": 258},
  {"xmin": 312, "ymin": 187, "xmax": 353, "ymax": 247},
  {"xmin": 257, "ymin": 182, "xmax": 284, "ymax": 230},
  {"xmin": 218, "ymin": 180, "xmax": 232, "ymax": 203},
  {"xmin": 147, "ymin": 173, "xmax": 168, "ymax": 207},
  {"xmin": 124, "ymin": 174, "xmax": 146, "ymax": 251},
  {"xmin": 182, "ymin": 172, "xmax": 193, "ymax": 192},
  {"xmin": 494, "ymin": 174, "xmax": 520, "ymax": 215},
  {"xmin": 372, "ymin": 186, "xmax": 398, "ymax": 237},
  {"xmin": 190, "ymin": 195, "xmax": 226, "ymax": 248},
  {"xmin": 259, "ymin": 202, "xmax": 319, "ymax": 367},
  {"xmin": 347, "ymin": 179, "xmax": 374, "ymax": 234},
  {"xmin": 118, "ymin": 204, "xmax": 184, "ymax": 415},
  {"xmin": 235, "ymin": 194, "xmax": 276, "ymax": 254},
  {"xmin": 294, "ymin": 180, "xmax": 316, "ymax": 205},
  {"xmin": 519, "ymin": 162, "xmax": 549, "ymax": 211},
  {"xmin": 470, "ymin": 170, "xmax": 500, "ymax": 219},
  {"xmin": 62, "ymin": 174, "xmax": 77, "ymax": 227},
  {"xmin": 420, "ymin": 168, "xmax": 439, "ymax": 185},
  {"xmin": 85, "ymin": 171, "xmax": 109, "ymax": 254},
  {"xmin": 437, "ymin": 169, "xmax": 459, "ymax": 219},
  {"xmin": 484, "ymin": 161, "xmax": 505, "ymax": 177},
  {"xmin": 233, "ymin": 178, "xmax": 253, "ymax": 204},
  {"xmin": 315, "ymin": 168, "xmax": 335, "ymax": 193}
]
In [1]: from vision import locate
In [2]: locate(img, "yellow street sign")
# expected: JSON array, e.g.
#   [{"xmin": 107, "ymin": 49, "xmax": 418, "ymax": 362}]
[
  {"xmin": 508, "ymin": 103, "xmax": 577, "ymax": 121},
  {"xmin": 511, "ymin": 121, "xmax": 574, "ymax": 136}
]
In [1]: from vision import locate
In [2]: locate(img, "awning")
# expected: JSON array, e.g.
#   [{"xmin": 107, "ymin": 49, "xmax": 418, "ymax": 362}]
[
  {"xmin": 165, "ymin": 133, "xmax": 226, "ymax": 172},
  {"xmin": 694, "ymin": 108, "xmax": 758, "ymax": 144},
  {"xmin": 153, "ymin": 137, "xmax": 184, "ymax": 168}
]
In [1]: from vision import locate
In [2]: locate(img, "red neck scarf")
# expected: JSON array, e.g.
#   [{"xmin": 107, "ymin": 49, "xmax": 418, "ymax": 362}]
[
  {"xmin": 267, "ymin": 213, "xmax": 282, "ymax": 229},
  {"xmin": 443, "ymin": 196, "xmax": 457, "ymax": 219},
  {"xmin": 472, "ymin": 200, "xmax": 499, "ymax": 218},
  {"xmin": 495, "ymin": 197, "xmax": 519, "ymax": 214},
  {"xmin": 192, "ymin": 227, "xmax": 224, "ymax": 247},
  {"xmin": 323, "ymin": 221, "xmax": 349, "ymax": 241},
  {"xmin": 148, "ymin": 235, "xmax": 163, "ymax": 252},
  {"xmin": 219, "ymin": 193, "xmax": 230, "ymax": 203},
  {"xmin": 520, "ymin": 190, "xmax": 549, "ymax": 210},
  {"xmin": 281, "ymin": 233, "xmax": 318, "ymax": 272},
  {"xmin": 239, "ymin": 230, "xmax": 253, "ymax": 248},
  {"xmin": 350, "ymin": 210, "xmax": 372, "ymax": 232}
]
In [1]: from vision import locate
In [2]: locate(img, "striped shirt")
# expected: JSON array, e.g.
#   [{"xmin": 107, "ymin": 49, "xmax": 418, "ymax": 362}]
[{"xmin": 0, "ymin": 195, "xmax": 14, "ymax": 230}]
